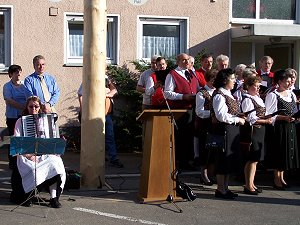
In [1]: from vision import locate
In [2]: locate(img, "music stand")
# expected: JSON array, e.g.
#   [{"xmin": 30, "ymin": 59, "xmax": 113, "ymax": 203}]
[
  {"xmin": 162, "ymin": 92, "xmax": 183, "ymax": 213},
  {"xmin": 10, "ymin": 137, "xmax": 66, "ymax": 216}
]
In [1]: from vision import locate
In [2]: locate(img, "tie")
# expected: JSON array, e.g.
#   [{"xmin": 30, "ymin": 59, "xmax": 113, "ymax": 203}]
[
  {"xmin": 39, "ymin": 75, "xmax": 51, "ymax": 102},
  {"xmin": 185, "ymin": 70, "xmax": 191, "ymax": 82}
]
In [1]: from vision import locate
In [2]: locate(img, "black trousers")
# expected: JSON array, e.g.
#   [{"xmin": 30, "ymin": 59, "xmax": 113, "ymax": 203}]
[
  {"xmin": 6, "ymin": 118, "xmax": 19, "ymax": 166},
  {"xmin": 174, "ymin": 111, "xmax": 194, "ymax": 167}
]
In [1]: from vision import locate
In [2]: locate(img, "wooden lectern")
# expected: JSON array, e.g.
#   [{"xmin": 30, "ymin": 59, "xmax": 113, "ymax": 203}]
[{"xmin": 136, "ymin": 109, "xmax": 187, "ymax": 203}]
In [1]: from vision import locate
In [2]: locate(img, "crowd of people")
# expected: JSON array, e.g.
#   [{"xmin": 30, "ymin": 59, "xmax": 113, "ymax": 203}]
[
  {"xmin": 3, "ymin": 55, "xmax": 122, "ymax": 208},
  {"xmin": 4, "ymin": 55, "xmax": 65, "ymax": 208},
  {"xmin": 3, "ymin": 52, "xmax": 300, "ymax": 206},
  {"xmin": 137, "ymin": 53, "xmax": 300, "ymax": 199}
]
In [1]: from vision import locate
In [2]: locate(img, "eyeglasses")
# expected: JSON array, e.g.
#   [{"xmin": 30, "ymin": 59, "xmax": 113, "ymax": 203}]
[{"xmin": 28, "ymin": 105, "xmax": 40, "ymax": 109}]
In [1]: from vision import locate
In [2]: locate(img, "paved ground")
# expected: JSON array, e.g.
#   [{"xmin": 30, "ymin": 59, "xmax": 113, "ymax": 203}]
[{"xmin": 0, "ymin": 145, "xmax": 300, "ymax": 225}]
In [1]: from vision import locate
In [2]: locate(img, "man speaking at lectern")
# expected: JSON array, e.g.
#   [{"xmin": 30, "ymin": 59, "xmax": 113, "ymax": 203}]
[{"xmin": 164, "ymin": 53, "xmax": 199, "ymax": 170}]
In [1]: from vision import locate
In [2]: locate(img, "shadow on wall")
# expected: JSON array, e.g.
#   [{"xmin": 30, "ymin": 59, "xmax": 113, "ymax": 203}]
[
  {"xmin": 60, "ymin": 64, "xmax": 143, "ymax": 153},
  {"xmin": 188, "ymin": 29, "xmax": 230, "ymax": 59}
]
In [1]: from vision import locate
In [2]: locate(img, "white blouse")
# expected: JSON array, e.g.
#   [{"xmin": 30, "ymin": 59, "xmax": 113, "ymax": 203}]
[
  {"xmin": 265, "ymin": 89, "xmax": 297, "ymax": 125},
  {"xmin": 212, "ymin": 87, "xmax": 240, "ymax": 125},
  {"xmin": 241, "ymin": 93, "xmax": 265, "ymax": 125},
  {"xmin": 195, "ymin": 85, "xmax": 215, "ymax": 118}
]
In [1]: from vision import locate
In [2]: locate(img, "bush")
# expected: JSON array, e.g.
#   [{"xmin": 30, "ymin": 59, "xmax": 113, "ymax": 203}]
[{"xmin": 107, "ymin": 64, "xmax": 143, "ymax": 152}]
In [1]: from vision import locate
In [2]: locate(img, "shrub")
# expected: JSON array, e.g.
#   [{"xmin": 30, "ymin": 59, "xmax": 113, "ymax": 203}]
[{"xmin": 107, "ymin": 64, "xmax": 143, "ymax": 152}]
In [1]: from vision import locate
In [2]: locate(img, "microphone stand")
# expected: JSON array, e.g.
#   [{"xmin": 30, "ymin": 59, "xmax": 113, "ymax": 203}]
[{"xmin": 162, "ymin": 90, "xmax": 182, "ymax": 213}]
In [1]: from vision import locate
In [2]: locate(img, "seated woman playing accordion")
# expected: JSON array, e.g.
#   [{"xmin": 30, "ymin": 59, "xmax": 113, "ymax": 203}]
[{"xmin": 10, "ymin": 96, "xmax": 66, "ymax": 208}]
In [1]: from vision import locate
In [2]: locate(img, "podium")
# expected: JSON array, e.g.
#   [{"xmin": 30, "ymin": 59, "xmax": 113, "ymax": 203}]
[{"xmin": 136, "ymin": 109, "xmax": 187, "ymax": 203}]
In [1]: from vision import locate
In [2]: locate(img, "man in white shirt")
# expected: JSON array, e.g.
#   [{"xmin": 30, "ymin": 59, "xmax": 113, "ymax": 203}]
[
  {"xmin": 136, "ymin": 55, "xmax": 160, "ymax": 109},
  {"xmin": 164, "ymin": 53, "xmax": 199, "ymax": 170}
]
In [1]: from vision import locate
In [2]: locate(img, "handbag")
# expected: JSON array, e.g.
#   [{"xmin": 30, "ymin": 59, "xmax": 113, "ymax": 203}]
[
  {"xmin": 176, "ymin": 181, "xmax": 197, "ymax": 201},
  {"xmin": 172, "ymin": 169, "xmax": 196, "ymax": 201},
  {"xmin": 205, "ymin": 132, "xmax": 226, "ymax": 152},
  {"xmin": 65, "ymin": 170, "xmax": 81, "ymax": 190}
]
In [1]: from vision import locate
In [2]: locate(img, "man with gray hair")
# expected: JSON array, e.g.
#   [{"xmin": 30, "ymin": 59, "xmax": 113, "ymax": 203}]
[
  {"xmin": 216, "ymin": 54, "xmax": 229, "ymax": 71},
  {"xmin": 136, "ymin": 55, "xmax": 160, "ymax": 109},
  {"xmin": 164, "ymin": 53, "xmax": 199, "ymax": 170},
  {"xmin": 24, "ymin": 55, "xmax": 60, "ymax": 113},
  {"xmin": 256, "ymin": 56, "xmax": 274, "ymax": 88},
  {"xmin": 232, "ymin": 64, "xmax": 247, "ymax": 94}
]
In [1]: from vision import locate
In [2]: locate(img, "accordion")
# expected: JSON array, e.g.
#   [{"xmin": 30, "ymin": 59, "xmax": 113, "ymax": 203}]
[{"xmin": 21, "ymin": 113, "xmax": 58, "ymax": 138}]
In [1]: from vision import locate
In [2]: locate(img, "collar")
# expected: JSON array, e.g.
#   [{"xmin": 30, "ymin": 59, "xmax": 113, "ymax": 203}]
[
  {"xmin": 204, "ymin": 85, "xmax": 215, "ymax": 92},
  {"xmin": 176, "ymin": 66, "xmax": 189, "ymax": 73},
  {"xmin": 34, "ymin": 72, "xmax": 44, "ymax": 77},
  {"xmin": 260, "ymin": 69, "xmax": 269, "ymax": 75},
  {"xmin": 219, "ymin": 87, "xmax": 232, "ymax": 95}
]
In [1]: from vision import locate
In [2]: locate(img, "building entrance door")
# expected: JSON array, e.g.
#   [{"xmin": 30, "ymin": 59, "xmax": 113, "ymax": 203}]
[{"xmin": 264, "ymin": 44, "xmax": 293, "ymax": 71}]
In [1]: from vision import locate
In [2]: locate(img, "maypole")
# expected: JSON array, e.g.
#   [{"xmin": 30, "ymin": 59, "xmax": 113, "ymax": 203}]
[{"xmin": 80, "ymin": 0, "xmax": 107, "ymax": 188}]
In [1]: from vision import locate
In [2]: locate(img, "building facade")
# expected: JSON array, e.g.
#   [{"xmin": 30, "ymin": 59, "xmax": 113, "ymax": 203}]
[{"xmin": 0, "ymin": 0, "xmax": 299, "ymax": 128}]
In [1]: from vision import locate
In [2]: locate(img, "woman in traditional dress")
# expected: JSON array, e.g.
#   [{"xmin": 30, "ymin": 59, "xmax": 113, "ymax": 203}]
[
  {"xmin": 240, "ymin": 76, "xmax": 272, "ymax": 195},
  {"xmin": 10, "ymin": 96, "xmax": 66, "ymax": 208},
  {"xmin": 265, "ymin": 69, "xmax": 299, "ymax": 190},
  {"xmin": 195, "ymin": 69, "xmax": 217, "ymax": 185},
  {"xmin": 211, "ymin": 68, "xmax": 245, "ymax": 199}
]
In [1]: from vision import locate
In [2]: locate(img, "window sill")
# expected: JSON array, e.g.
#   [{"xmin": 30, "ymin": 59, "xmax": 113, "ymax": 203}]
[
  {"xmin": 63, "ymin": 63, "xmax": 83, "ymax": 67},
  {"xmin": 0, "ymin": 67, "xmax": 8, "ymax": 74}
]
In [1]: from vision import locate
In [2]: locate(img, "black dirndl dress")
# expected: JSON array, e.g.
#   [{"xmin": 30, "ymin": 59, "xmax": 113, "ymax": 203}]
[
  {"xmin": 211, "ymin": 91, "xmax": 242, "ymax": 175},
  {"xmin": 241, "ymin": 97, "xmax": 266, "ymax": 162},
  {"xmin": 266, "ymin": 94, "xmax": 299, "ymax": 171}
]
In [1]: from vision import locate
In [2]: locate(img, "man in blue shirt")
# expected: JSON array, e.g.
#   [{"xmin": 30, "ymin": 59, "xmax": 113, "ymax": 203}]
[{"xmin": 24, "ymin": 55, "xmax": 60, "ymax": 113}]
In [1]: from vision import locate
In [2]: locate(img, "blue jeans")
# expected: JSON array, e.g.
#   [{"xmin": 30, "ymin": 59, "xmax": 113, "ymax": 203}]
[{"xmin": 105, "ymin": 115, "xmax": 117, "ymax": 161}]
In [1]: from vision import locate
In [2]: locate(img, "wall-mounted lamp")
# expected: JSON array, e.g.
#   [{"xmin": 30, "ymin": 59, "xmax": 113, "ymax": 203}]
[
  {"xmin": 269, "ymin": 37, "xmax": 282, "ymax": 44},
  {"xmin": 211, "ymin": 0, "xmax": 217, "ymax": 2},
  {"xmin": 49, "ymin": 7, "xmax": 59, "ymax": 16},
  {"xmin": 242, "ymin": 25, "xmax": 251, "ymax": 30}
]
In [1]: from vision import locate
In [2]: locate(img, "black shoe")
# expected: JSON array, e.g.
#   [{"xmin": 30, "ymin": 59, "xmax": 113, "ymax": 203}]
[
  {"xmin": 215, "ymin": 190, "xmax": 235, "ymax": 199},
  {"xmin": 281, "ymin": 182, "xmax": 291, "ymax": 188},
  {"xmin": 50, "ymin": 197, "xmax": 62, "ymax": 208},
  {"xmin": 254, "ymin": 187, "xmax": 263, "ymax": 193},
  {"xmin": 243, "ymin": 187, "xmax": 258, "ymax": 195},
  {"xmin": 273, "ymin": 184, "xmax": 285, "ymax": 191},
  {"xmin": 200, "ymin": 177, "xmax": 213, "ymax": 186},
  {"xmin": 110, "ymin": 159, "xmax": 124, "ymax": 168},
  {"xmin": 226, "ymin": 190, "xmax": 238, "ymax": 197}
]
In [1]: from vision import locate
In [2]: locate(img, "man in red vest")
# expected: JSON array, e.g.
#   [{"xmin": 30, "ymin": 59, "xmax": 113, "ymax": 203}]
[
  {"xmin": 164, "ymin": 53, "xmax": 199, "ymax": 170},
  {"xmin": 145, "ymin": 57, "xmax": 168, "ymax": 108},
  {"xmin": 195, "ymin": 53, "xmax": 213, "ymax": 87},
  {"xmin": 164, "ymin": 53, "xmax": 198, "ymax": 109},
  {"xmin": 256, "ymin": 56, "xmax": 274, "ymax": 88}
]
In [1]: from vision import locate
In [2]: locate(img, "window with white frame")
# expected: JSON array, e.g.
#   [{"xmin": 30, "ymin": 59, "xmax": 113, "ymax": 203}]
[
  {"xmin": 0, "ymin": 7, "xmax": 12, "ymax": 70},
  {"xmin": 65, "ymin": 14, "xmax": 119, "ymax": 65},
  {"xmin": 231, "ymin": 0, "xmax": 297, "ymax": 23},
  {"xmin": 138, "ymin": 17, "xmax": 188, "ymax": 61}
]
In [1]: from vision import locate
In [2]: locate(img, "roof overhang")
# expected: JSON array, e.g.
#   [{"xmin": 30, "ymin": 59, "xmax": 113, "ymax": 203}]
[{"xmin": 231, "ymin": 24, "xmax": 300, "ymax": 42}]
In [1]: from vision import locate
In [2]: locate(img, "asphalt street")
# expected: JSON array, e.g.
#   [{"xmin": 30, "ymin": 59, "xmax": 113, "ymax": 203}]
[{"xmin": 0, "ymin": 147, "xmax": 300, "ymax": 225}]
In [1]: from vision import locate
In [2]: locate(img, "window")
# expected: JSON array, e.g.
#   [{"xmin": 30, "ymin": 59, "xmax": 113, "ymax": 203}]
[
  {"xmin": 65, "ymin": 14, "xmax": 119, "ymax": 65},
  {"xmin": 231, "ymin": 0, "xmax": 296, "ymax": 23},
  {"xmin": 0, "ymin": 6, "xmax": 12, "ymax": 70},
  {"xmin": 138, "ymin": 16, "xmax": 188, "ymax": 61}
]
